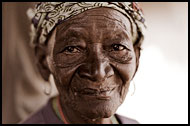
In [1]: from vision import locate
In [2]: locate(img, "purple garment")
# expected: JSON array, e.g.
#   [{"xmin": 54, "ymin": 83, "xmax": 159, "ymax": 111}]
[{"xmin": 20, "ymin": 99, "xmax": 139, "ymax": 124}]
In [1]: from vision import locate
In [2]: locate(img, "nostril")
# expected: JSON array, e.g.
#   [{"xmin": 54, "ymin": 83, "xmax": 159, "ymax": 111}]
[
  {"xmin": 105, "ymin": 65, "xmax": 114, "ymax": 78},
  {"xmin": 78, "ymin": 71, "xmax": 96, "ymax": 81},
  {"xmin": 77, "ymin": 63, "xmax": 114, "ymax": 82},
  {"xmin": 77, "ymin": 65, "xmax": 95, "ymax": 81},
  {"xmin": 78, "ymin": 70, "xmax": 102, "ymax": 82},
  {"xmin": 77, "ymin": 65, "xmax": 104, "ymax": 82}
]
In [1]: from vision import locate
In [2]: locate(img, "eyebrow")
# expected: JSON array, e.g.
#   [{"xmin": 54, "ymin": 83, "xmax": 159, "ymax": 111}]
[
  {"xmin": 104, "ymin": 29, "xmax": 131, "ymax": 42},
  {"xmin": 103, "ymin": 30, "xmax": 133, "ymax": 49},
  {"xmin": 56, "ymin": 27, "xmax": 88, "ymax": 43},
  {"xmin": 57, "ymin": 20, "xmax": 87, "ymax": 35}
]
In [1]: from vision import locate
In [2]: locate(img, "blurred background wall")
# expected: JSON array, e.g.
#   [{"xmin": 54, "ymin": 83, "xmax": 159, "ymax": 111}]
[
  {"xmin": 2, "ymin": 2, "xmax": 188, "ymax": 124},
  {"xmin": 2, "ymin": 2, "xmax": 58, "ymax": 124},
  {"xmin": 117, "ymin": 2, "xmax": 188, "ymax": 124}
]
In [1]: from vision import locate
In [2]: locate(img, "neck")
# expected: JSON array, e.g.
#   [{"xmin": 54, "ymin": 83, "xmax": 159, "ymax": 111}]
[{"xmin": 58, "ymin": 96, "xmax": 112, "ymax": 124}]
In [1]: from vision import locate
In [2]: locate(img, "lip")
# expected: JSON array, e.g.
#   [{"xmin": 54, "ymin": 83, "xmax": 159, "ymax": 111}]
[{"xmin": 76, "ymin": 87, "xmax": 116, "ymax": 100}]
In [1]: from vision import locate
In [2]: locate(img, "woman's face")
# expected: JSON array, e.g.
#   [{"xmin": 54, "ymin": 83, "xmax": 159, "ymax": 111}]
[{"xmin": 46, "ymin": 7, "xmax": 137, "ymax": 119}]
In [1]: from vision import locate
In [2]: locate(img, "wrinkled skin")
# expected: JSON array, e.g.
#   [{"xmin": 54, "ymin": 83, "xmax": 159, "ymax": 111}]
[{"xmin": 36, "ymin": 7, "xmax": 140, "ymax": 124}]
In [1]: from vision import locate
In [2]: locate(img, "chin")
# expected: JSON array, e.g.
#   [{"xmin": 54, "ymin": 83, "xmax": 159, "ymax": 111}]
[
  {"xmin": 81, "ymin": 104, "xmax": 118, "ymax": 119},
  {"xmin": 75, "ymin": 96, "xmax": 121, "ymax": 119},
  {"xmin": 65, "ymin": 85, "xmax": 124, "ymax": 119}
]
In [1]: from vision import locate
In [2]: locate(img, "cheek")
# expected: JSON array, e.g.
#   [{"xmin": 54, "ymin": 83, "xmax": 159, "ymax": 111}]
[
  {"xmin": 52, "ymin": 51, "xmax": 82, "ymax": 87},
  {"xmin": 113, "ymin": 60, "xmax": 136, "ymax": 85},
  {"xmin": 111, "ymin": 58, "xmax": 136, "ymax": 102},
  {"xmin": 52, "ymin": 64, "xmax": 80, "ymax": 93}
]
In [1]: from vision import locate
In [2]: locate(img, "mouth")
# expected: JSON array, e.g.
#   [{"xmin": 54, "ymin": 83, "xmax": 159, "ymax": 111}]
[{"xmin": 74, "ymin": 87, "xmax": 117, "ymax": 100}]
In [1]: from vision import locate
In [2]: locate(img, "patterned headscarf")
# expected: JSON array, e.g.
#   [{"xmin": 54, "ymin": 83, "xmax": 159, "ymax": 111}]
[{"xmin": 27, "ymin": 2, "xmax": 146, "ymax": 47}]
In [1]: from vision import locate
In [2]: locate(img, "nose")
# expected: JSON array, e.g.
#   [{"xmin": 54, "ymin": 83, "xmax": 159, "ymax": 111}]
[{"xmin": 78, "ymin": 46, "xmax": 114, "ymax": 82}]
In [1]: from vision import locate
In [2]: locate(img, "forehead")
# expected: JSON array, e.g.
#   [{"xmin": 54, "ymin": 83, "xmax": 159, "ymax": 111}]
[{"xmin": 56, "ymin": 7, "xmax": 132, "ymax": 39}]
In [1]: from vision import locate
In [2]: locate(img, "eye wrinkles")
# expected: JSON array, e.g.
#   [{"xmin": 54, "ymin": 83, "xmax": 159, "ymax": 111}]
[
  {"xmin": 56, "ymin": 28, "xmax": 133, "ymax": 54},
  {"xmin": 54, "ymin": 40, "xmax": 133, "ymax": 68},
  {"xmin": 54, "ymin": 15, "xmax": 134, "ymax": 67}
]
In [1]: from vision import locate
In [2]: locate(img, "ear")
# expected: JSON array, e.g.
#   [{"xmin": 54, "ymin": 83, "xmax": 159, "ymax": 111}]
[{"xmin": 35, "ymin": 45, "xmax": 51, "ymax": 81}]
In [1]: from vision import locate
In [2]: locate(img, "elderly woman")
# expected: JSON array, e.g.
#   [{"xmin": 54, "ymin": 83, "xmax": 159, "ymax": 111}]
[{"xmin": 22, "ymin": 2, "xmax": 146, "ymax": 124}]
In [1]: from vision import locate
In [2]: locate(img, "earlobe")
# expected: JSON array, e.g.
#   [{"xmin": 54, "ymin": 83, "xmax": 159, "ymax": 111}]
[{"xmin": 35, "ymin": 45, "xmax": 51, "ymax": 81}]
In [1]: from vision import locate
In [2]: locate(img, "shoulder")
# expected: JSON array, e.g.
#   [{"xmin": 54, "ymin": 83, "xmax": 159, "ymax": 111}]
[
  {"xmin": 115, "ymin": 114, "xmax": 140, "ymax": 124},
  {"xmin": 19, "ymin": 98, "xmax": 63, "ymax": 124},
  {"xmin": 19, "ymin": 106, "xmax": 46, "ymax": 124}
]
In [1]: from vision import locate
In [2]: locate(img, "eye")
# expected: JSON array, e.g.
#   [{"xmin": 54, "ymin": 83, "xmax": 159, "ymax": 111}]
[
  {"xmin": 112, "ymin": 44, "xmax": 126, "ymax": 51},
  {"xmin": 63, "ymin": 46, "xmax": 80, "ymax": 53}
]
